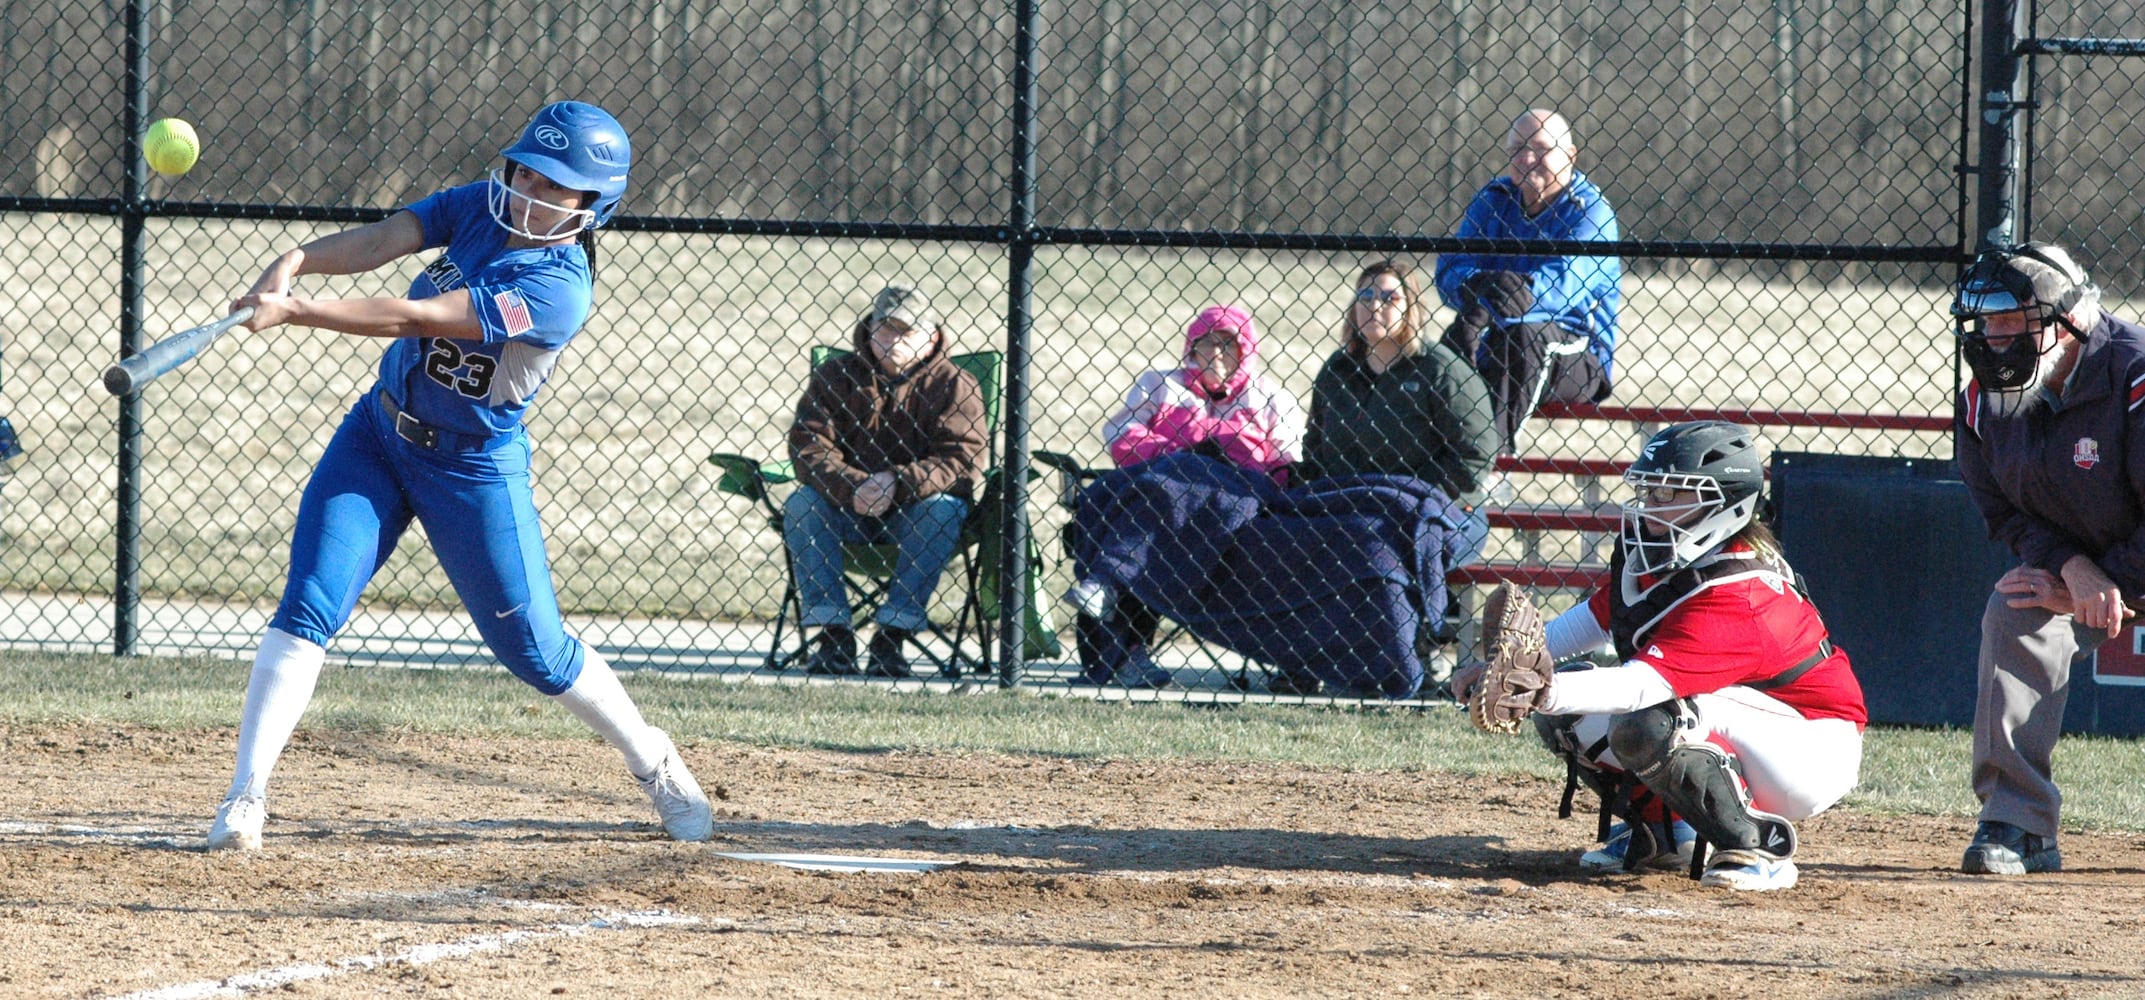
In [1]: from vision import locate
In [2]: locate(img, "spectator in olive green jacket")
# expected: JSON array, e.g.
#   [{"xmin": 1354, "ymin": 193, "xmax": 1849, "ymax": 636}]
[{"xmin": 1300, "ymin": 259, "xmax": 1497, "ymax": 566}]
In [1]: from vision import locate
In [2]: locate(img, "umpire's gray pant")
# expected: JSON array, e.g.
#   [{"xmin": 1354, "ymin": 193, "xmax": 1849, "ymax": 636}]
[{"xmin": 1973, "ymin": 591, "xmax": 2102, "ymax": 838}]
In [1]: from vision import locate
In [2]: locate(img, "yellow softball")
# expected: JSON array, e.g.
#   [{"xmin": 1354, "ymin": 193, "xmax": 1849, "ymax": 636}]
[{"xmin": 144, "ymin": 118, "xmax": 200, "ymax": 177}]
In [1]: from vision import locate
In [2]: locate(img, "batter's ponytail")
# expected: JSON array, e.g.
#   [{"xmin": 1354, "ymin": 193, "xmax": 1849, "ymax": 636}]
[{"xmin": 579, "ymin": 228, "xmax": 599, "ymax": 285}]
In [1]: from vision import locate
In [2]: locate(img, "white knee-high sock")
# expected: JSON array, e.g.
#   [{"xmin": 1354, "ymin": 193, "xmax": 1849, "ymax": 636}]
[
  {"xmin": 225, "ymin": 628, "xmax": 327, "ymax": 801},
  {"xmin": 549, "ymin": 642, "xmax": 665, "ymax": 776}
]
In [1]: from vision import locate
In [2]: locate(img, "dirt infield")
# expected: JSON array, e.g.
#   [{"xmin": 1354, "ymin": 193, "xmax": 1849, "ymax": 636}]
[{"xmin": 8, "ymin": 722, "xmax": 2145, "ymax": 999}]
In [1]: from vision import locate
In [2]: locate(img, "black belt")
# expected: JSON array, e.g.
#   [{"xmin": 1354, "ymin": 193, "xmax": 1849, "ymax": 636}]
[
  {"xmin": 375, "ymin": 388, "xmax": 504, "ymax": 453},
  {"xmin": 1748, "ymin": 639, "xmax": 1835, "ymax": 692}
]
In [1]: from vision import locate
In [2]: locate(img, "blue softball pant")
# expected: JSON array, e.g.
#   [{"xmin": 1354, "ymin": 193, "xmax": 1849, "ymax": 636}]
[{"xmin": 269, "ymin": 391, "xmax": 584, "ymax": 695}]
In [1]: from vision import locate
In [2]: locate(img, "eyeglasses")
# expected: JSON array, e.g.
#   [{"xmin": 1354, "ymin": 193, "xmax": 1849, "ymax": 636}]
[{"xmin": 1354, "ymin": 288, "xmax": 1404, "ymax": 306}]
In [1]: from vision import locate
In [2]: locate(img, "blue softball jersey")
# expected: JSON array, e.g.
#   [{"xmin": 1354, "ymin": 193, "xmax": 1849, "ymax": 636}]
[{"xmin": 379, "ymin": 181, "xmax": 593, "ymax": 438}]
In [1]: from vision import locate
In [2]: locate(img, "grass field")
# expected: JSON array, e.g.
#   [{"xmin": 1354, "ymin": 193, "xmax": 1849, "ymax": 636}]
[{"xmin": 11, "ymin": 650, "xmax": 2145, "ymax": 832}]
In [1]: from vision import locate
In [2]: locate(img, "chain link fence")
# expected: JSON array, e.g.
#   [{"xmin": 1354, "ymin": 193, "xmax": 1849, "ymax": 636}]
[{"xmin": 0, "ymin": 0, "xmax": 2076, "ymax": 700}]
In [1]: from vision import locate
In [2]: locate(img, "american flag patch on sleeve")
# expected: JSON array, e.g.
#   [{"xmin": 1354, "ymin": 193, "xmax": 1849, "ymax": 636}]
[{"xmin": 493, "ymin": 289, "xmax": 535, "ymax": 337}]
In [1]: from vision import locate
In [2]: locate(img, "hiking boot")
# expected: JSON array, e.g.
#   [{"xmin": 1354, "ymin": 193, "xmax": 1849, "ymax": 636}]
[
  {"xmin": 1699, "ymin": 849, "xmax": 1800, "ymax": 891},
  {"xmin": 804, "ymin": 627, "xmax": 859, "ymax": 675},
  {"xmin": 1962, "ymin": 820, "xmax": 2062, "ymax": 875},
  {"xmin": 1266, "ymin": 670, "xmax": 1321, "ymax": 696},
  {"xmin": 208, "ymin": 793, "xmax": 266, "ymax": 852},
  {"xmin": 866, "ymin": 626, "xmax": 914, "ymax": 679},
  {"xmin": 1112, "ymin": 651, "xmax": 1174, "ymax": 689},
  {"xmin": 1579, "ymin": 819, "xmax": 1697, "ymax": 872},
  {"xmin": 633, "ymin": 730, "xmax": 713, "ymax": 842}
]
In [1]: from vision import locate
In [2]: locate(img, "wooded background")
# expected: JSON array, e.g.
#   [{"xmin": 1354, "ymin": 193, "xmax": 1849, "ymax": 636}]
[{"xmin": 11, "ymin": 0, "xmax": 1971, "ymax": 251}]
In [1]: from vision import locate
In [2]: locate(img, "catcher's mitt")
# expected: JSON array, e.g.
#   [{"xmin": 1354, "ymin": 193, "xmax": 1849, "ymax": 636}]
[{"xmin": 1467, "ymin": 582, "xmax": 1556, "ymax": 733}]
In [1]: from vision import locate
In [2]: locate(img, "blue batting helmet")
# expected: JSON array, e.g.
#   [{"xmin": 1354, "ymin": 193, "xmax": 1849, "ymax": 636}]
[{"xmin": 500, "ymin": 101, "xmax": 632, "ymax": 228}]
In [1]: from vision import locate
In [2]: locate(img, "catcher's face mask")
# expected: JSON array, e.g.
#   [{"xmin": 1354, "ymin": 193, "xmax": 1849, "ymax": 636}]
[
  {"xmin": 1620, "ymin": 470, "xmax": 1756, "ymax": 577},
  {"xmin": 1955, "ymin": 306, "xmax": 2059, "ymax": 394}
]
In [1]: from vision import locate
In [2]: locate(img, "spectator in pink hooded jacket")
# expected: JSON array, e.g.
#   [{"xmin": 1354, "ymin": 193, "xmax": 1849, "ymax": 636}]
[
  {"xmin": 1100, "ymin": 304, "xmax": 1306, "ymax": 484},
  {"xmin": 1063, "ymin": 305, "xmax": 1305, "ymax": 689}
]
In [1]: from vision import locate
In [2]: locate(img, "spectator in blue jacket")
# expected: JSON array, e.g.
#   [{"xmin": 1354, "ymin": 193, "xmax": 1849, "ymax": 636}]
[{"xmin": 1435, "ymin": 109, "xmax": 1622, "ymax": 456}]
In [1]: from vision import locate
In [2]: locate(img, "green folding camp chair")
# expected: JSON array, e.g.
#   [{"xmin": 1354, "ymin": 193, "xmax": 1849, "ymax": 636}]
[{"xmin": 710, "ymin": 346, "xmax": 1058, "ymax": 677}]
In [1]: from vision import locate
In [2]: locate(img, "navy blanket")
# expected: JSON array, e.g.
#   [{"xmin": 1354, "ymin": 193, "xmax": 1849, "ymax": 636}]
[{"xmin": 1070, "ymin": 453, "xmax": 1470, "ymax": 698}]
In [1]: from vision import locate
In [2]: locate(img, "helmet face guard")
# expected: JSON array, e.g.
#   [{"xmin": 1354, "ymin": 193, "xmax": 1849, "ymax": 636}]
[
  {"xmin": 487, "ymin": 168, "xmax": 598, "ymax": 241},
  {"xmin": 1620, "ymin": 470, "xmax": 1760, "ymax": 577}
]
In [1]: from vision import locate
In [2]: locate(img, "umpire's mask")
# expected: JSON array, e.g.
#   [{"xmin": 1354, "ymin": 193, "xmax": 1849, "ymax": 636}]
[{"xmin": 1952, "ymin": 243, "xmax": 2097, "ymax": 406}]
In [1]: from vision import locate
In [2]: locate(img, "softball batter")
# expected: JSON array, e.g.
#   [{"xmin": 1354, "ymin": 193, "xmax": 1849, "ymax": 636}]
[{"xmin": 207, "ymin": 101, "xmax": 713, "ymax": 850}]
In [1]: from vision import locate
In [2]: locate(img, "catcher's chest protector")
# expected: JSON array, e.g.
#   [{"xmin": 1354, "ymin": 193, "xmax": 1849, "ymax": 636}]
[{"xmin": 1606, "ymin": 546, "xmax": 1805, "ymax": 662}]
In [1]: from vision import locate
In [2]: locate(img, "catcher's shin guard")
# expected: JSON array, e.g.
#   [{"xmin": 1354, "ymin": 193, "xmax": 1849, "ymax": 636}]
[
  {"xmin": 1536, "ymin": 660, "xmax": 1617, "ymax": 803},
  {"xmin": 1611, "ymin": 703, "xmax": 1798, "ymax": 868}
]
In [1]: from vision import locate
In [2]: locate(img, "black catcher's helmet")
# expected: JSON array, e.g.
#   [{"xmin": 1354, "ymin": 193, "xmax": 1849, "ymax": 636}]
[{"xmin": 1621, "ymin": 421, "xmax": 1764, "ymax": 576}]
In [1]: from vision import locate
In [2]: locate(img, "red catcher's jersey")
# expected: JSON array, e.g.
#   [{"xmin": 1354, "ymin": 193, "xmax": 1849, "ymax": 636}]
[{"xmin": 1586, "ymin": 543, "xmax": 1868, "ymax": 725}]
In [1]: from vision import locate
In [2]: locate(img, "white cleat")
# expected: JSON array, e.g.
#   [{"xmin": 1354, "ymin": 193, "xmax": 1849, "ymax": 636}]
[
  {"xmin": 634, "ymin": 731, "xmax": 713, "ymax": 842},
  {"xmin": 1698, "ymin": 849, "xmax": 1799, "ymax": 891},
  {"xmin": 208, "ymin": 794, "xmax": 266, "ymax": 851}
]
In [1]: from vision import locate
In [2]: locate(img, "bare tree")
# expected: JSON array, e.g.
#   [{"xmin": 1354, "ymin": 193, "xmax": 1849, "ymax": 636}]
[
  {"xmin": 1313, "ymin": 0, "xmax": 1360, "ymax": 202},
  {"xmin": 1231, "ymin": 0, "xmax": 1283, "ymax": 228},
  {"xmin": 1773, "ymin": 0, "xmax": 1800, "ymax": 178},
  {"xmin": 1084, "ymin": 0, "xmax": 1127, "ymax": 225}
]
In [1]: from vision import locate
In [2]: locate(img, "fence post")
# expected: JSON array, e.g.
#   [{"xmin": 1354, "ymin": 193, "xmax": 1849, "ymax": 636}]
[
  {"xmin": 114, "ymin": 0, "xmax": 150, "ymax": 656},
  {"xmin": 998, "ymin": 0, "xmax": 1040, "ymax": 688},
  {"xmin": 1974, "ymin": 0, "xmax": 2024, "ymax": 250}
]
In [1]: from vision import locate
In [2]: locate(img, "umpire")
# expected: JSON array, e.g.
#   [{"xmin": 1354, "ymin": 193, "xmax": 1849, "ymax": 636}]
[{"xmin": 1953, "ymin": 241, "xmax": 2145, "ymax": 875}]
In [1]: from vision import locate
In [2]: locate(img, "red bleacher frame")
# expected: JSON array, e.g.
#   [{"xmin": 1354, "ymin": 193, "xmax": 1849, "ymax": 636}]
[
  {"xmin": 1463, "ymin": 405, "xmax": 1949, "ymax": 591},
  {"xmin": 1532, "ymin": 403, "xmax": 1950, "ymax": 433}
]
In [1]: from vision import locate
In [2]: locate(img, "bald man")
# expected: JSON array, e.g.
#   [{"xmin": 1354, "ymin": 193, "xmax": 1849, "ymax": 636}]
[{"xmin": 1435, "ymin": 109, "xmax": 1622, "ymax": 456}]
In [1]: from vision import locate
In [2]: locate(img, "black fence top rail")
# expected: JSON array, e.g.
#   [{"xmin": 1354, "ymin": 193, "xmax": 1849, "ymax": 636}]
[{"xmin": 1, "ymin": 197, "xmax": 1966, "ymax": 264}]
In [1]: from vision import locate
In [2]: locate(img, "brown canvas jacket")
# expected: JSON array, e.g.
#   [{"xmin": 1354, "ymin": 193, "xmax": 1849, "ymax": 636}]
[{"xmin": 787, "ymin": 321, "xmax": 987, "ymax": 509}]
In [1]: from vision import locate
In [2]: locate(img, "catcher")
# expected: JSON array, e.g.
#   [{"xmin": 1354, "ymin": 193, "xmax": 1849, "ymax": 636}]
[{"xmin": 1455, "ymin": 421, "xmax": 1866, "ymax": 891}]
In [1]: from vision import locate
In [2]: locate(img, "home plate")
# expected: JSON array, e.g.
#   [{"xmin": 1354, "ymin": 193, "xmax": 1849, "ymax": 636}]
[{"xmin": 717, "ymin": 852, "xmax": 951, "ymax": 873}]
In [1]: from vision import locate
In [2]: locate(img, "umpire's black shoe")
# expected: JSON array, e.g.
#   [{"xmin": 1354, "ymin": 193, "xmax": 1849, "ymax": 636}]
[
  {"xmin": 867, "ymin": 626, "xmax": 915, "ymax": 679},
  {"xmin": 804, "ymin": 627, "xmax": 860, "ymax": 676},
  {"xmin": 1962, "ymin": 820, "xmax": 2062, "ymax": 874}
]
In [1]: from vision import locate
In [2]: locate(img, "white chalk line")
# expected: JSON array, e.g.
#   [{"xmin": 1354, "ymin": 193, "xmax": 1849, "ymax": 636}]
[
  {"xmin": 99, "ymin": 908, "xmax": 697, "ymax": 1000},
  {"xmin": 717, "ymin": 851, "xmax": 952, "ymax": 872},
  {"xmin": 0, "ymin": 820, "xmax": 183, "ymax": 846}
]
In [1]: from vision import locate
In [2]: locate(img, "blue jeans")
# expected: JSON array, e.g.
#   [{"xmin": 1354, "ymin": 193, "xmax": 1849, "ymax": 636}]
[{"xmin": 784, "ymin": 485, "xmax": 970, "ymax": 632}]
